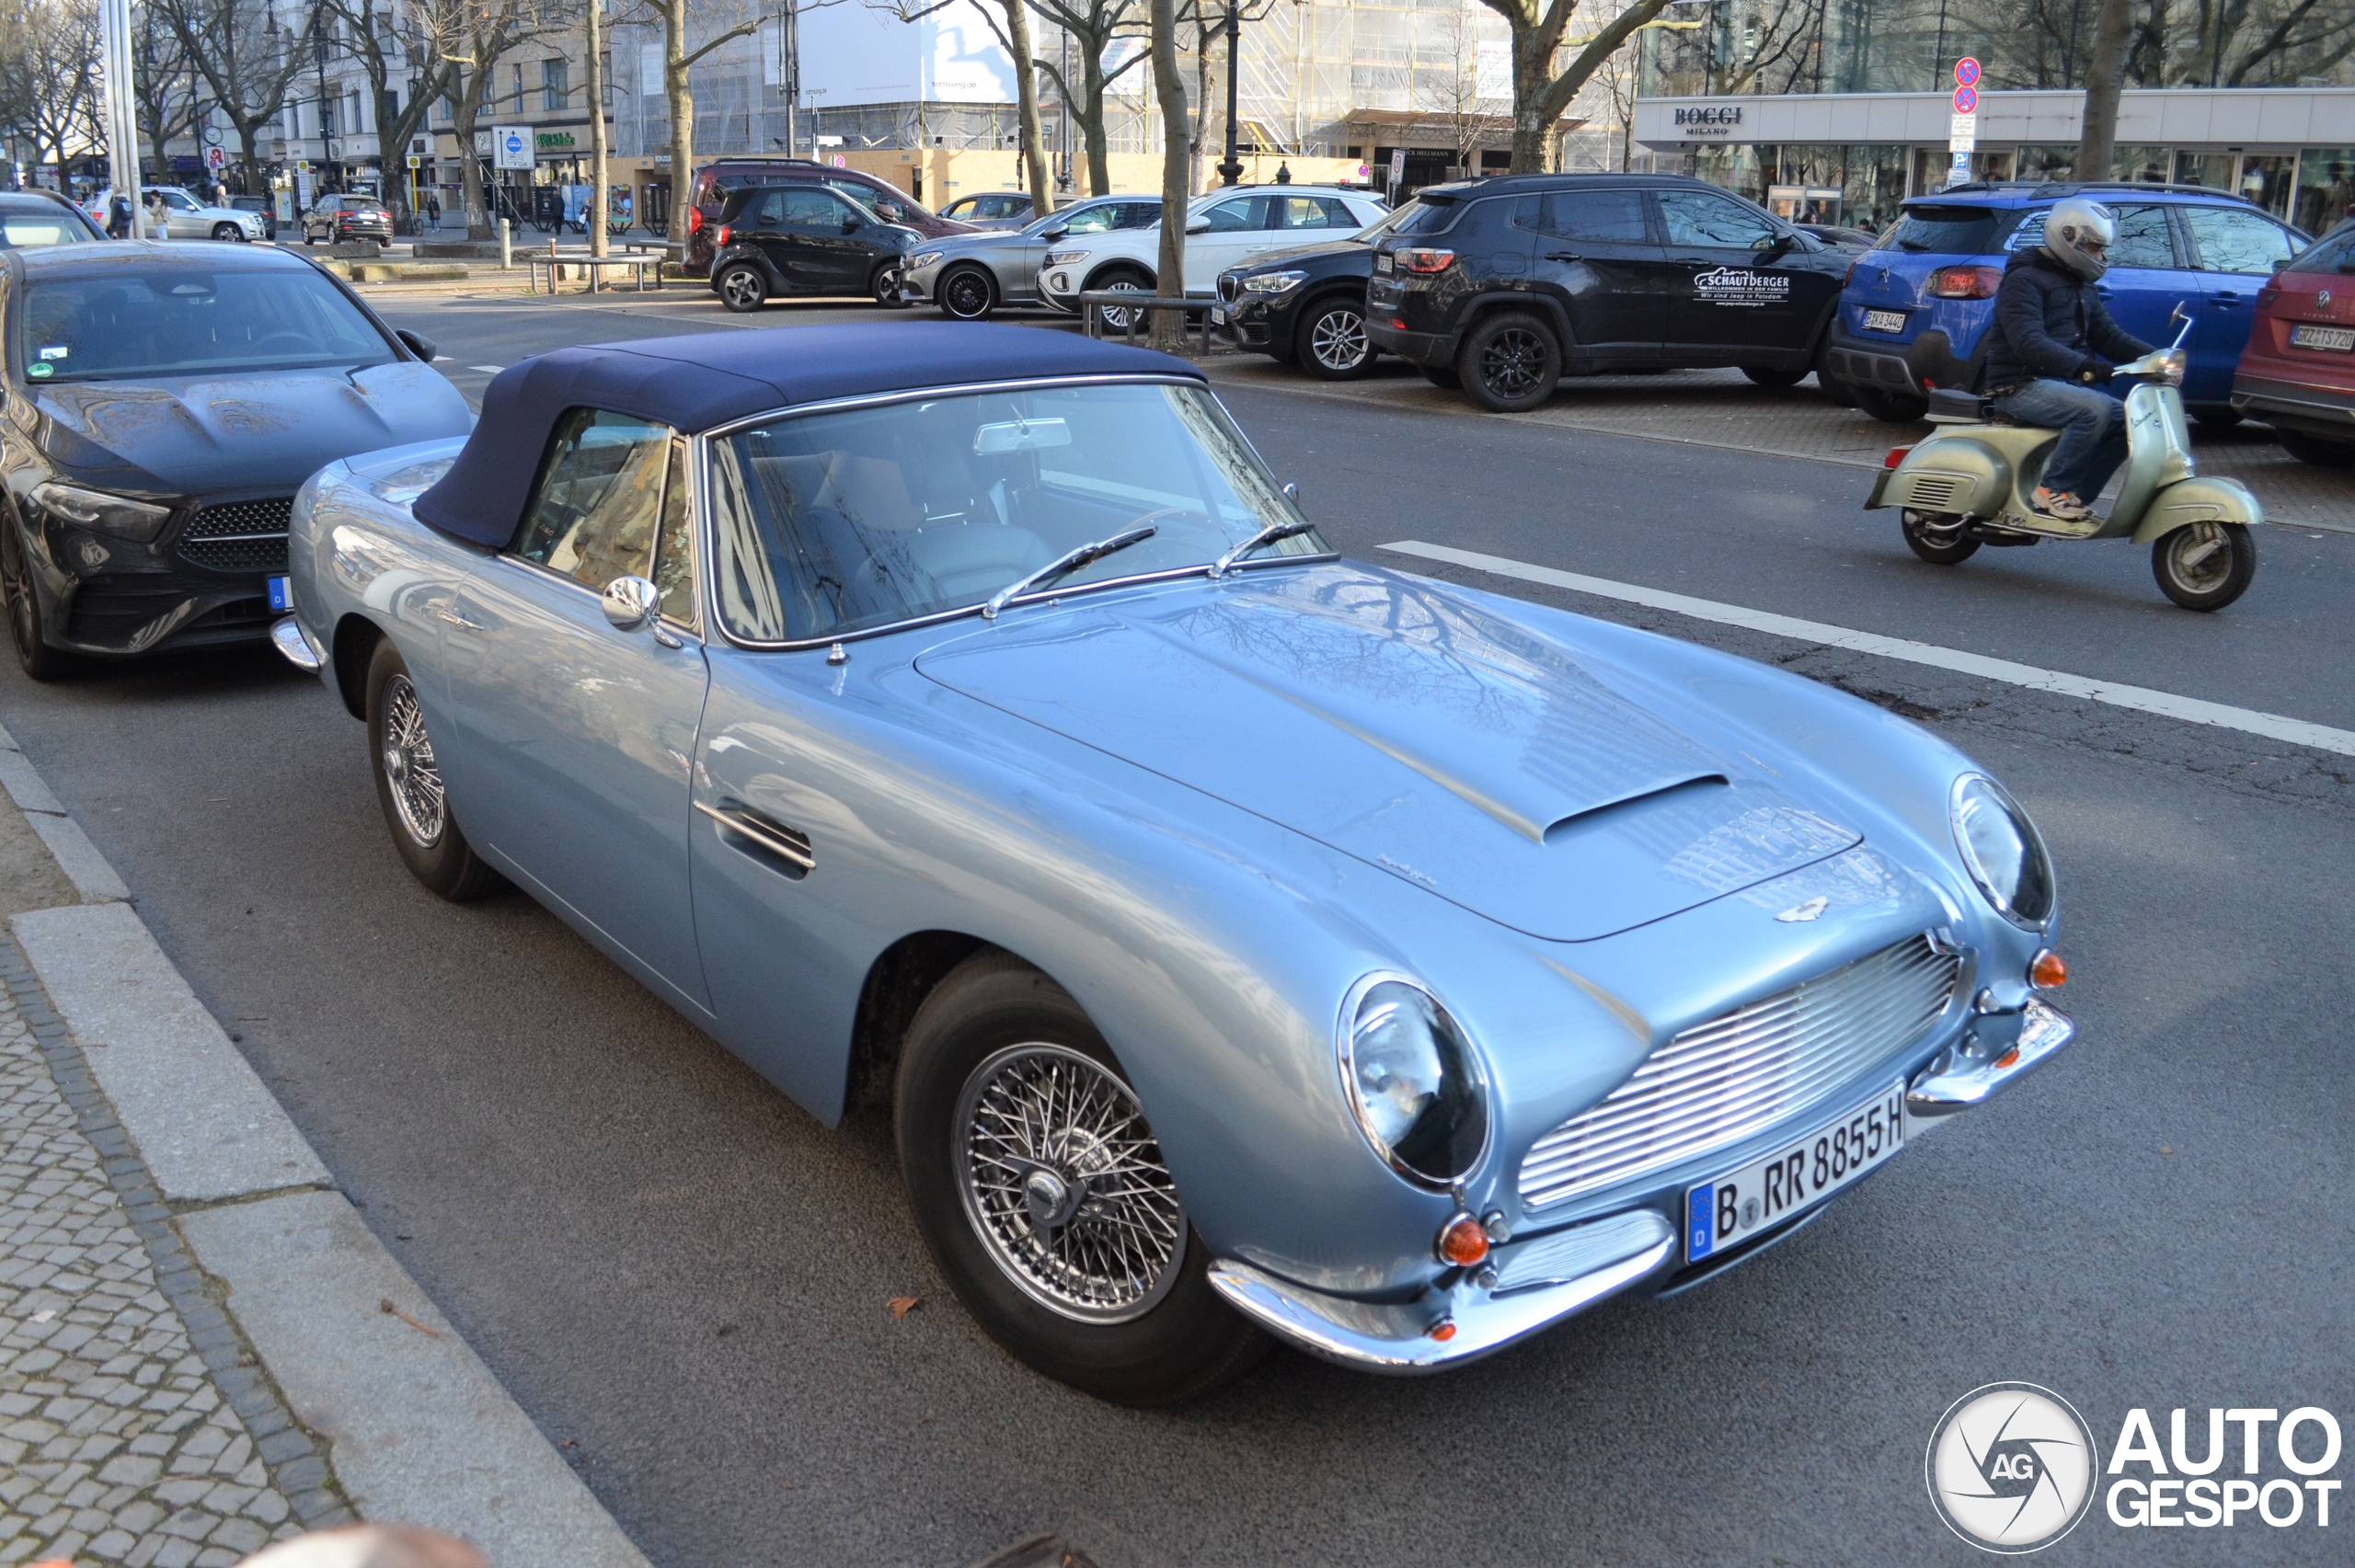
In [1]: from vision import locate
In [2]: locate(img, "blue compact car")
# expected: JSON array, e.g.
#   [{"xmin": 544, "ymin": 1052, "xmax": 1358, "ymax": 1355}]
[
  {"xmin": 1822, "ymin": 181, "xmax": 2307, "ymax": 423},
  {"xmin": 272, "ymin": 323, "xmax": 2077, "ymax": 1402}
]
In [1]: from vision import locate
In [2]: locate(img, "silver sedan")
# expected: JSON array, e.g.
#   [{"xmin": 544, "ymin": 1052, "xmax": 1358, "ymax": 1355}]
[{"xmin": 902, "ymin": 194, "xmax": 1163, "ymax": 320}]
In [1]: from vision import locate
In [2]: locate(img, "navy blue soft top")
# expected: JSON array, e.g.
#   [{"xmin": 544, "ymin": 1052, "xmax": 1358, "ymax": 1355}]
[{"xmin": 411, "ymin": 322, "xmax": 1199, "ymax": 547}]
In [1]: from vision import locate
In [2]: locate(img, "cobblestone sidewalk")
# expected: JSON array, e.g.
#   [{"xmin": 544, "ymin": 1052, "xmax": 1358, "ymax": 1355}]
[{"xmin": 0, "ymin": 940, "xmax": 344, "ymax": 1567}]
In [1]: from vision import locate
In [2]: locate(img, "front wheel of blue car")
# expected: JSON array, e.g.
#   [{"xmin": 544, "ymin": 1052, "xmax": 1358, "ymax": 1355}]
[
  {"xmin": 896, "ymin": 951, "xmax": 1269, "ymax": 1404},
  {"xmin": 366, "ymin": 639, "xmax": 505, "ymax": 902}
]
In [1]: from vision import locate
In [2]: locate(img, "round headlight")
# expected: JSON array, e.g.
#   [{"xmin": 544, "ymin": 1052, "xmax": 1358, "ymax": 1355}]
[
  {"xmin": 1338, "ymin": 977, "xmax": 1488, "ymax": 1188},
  {"xmin": 1950, "ymin": 773, "xmax": 2056, "ymax": 929}
]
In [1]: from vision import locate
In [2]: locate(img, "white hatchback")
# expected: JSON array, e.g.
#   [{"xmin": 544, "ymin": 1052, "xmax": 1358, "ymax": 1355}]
[{"xmin": 1037, "ymin": 185, "xmax": 1387, "ymax": 327}]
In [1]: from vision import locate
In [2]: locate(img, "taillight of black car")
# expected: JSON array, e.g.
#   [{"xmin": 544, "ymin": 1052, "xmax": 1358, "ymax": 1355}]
[{"xmin": 1395, "ymin": 247, "xmax": 1456, "ymax": 274}]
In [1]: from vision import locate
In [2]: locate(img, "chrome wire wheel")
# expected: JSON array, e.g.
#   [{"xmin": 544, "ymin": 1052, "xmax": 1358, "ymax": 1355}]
[
  {"xmin": 1307, "ymin": 305, "xmax": 1369, "ymax": 372},
  {"xmin": 954, "ymin": 1042, "xmax": 1185, "ymax": 1323},
  {"xmin": 1477, "ymin": 325, "xmax": 1551, "ymax": 401},
  {"xmin": 379, "ymin": 673, "xmax": 447, "ymax": 847}
]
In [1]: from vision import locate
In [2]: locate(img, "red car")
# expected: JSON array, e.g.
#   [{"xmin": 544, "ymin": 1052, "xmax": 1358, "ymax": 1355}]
[
  {"xmin": 681, "ymin": 158, "xmax": 975, "ymax": 277},
  {"xmin": 2233, "ymin": 218, "xmax": 2355, "ymax": 467}
]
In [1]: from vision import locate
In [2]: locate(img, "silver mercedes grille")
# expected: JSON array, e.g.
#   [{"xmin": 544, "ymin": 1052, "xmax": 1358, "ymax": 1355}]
[{"xmin": 1518, "ymin": 933, "xmax": 1960, "ymax": 1210}]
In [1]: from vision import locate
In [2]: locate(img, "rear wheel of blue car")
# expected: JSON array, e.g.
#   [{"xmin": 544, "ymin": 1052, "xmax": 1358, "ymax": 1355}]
[
  {"xmin": 367, "ymin": 639, "xmax": 505, "ymax": 901},
  {"xmin": 896, "ymin": 950, "xmax": 1268, "ymax": 1404}
]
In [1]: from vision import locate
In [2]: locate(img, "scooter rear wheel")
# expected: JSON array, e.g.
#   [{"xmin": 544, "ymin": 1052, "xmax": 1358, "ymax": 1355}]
[
  {"xmin": 2151, "ymin": 522, "xmax": 2255, "ymax": 611},
  {"xmin": 1901, "ymin": 510, "xmax": 1980, "ymax": 566}
]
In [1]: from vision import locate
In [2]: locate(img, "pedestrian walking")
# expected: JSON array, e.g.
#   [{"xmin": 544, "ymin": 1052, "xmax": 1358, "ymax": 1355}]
[
  {"xmin": 427, "ymin": 191, "xmax": 442, "ymax": 229},
  {"xmin": 106, "ymin": 191, "xmax": 132, "ymax": 238}
]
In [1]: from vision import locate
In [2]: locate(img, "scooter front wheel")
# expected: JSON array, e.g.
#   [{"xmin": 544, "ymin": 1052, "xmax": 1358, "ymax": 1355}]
[
  {"xmin": 1901, "ymin": 510, "xmax": 1981, "ymax": 566},
  {"xmin": 2152, "ymin": 521, "xmax": 2255, "ymax": 612}
]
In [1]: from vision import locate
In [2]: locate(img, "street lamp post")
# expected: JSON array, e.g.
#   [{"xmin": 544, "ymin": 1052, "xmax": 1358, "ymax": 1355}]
[
  {"xmin": 98, "ymin": 0, "xmax": 142, "ymax": 222},
  {"xmin": 312, "ymin": 0, "xmax": 335, "ymax": 189},
  {"xmin": 1216, "ymin": 0, "xmax": 1242, "ymax": 185}
]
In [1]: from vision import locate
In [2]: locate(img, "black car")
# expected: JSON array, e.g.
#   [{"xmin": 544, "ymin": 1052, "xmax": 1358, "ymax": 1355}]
[
  {"xmin": 302, "ymin": 193, "xmax": 394, "ymax": 245},
  {"xmin": 1214, "ymin": 238, "xmax": 1383, "ymax": 380},
  {"xmin": 708, "ymin": 184, "xmax": 919, "ymax": 311},
  {"xmin": 0, "ymin": 191, "xmax": 106, "ymax": 247},
  {"xmin": 229, "ymin": 194, "xmax": 278, "ymax": 240},
  {"xmin": 0, "ymin": 244, "xmax": 473, "ymax": 678},
  {"xmin": 1363, "ymin": 173, "xmax": 1853, "ymax": 413}
]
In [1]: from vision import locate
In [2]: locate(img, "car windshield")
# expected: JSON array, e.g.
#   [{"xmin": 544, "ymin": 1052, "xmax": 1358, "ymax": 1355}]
[
  {"xmin": 18, "ymin": 267, "xmax": 394, "ymax": 382},
  {"xmin": 1365, "ymin": 195, "xmax": 1455, "ymax": 239},
  {"xmin": 1885, "ymin": 204, "xmax": 2007, "ymax": 254},
  {"xmin": 708, "ymin": 381, "xmax": 1327, "ymax": 643}
]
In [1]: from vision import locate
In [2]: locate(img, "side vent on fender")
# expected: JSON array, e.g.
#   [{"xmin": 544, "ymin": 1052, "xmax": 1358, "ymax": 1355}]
[{"xmin": 696, "ymin": 800, "xmax": 814, "ymax": 879}]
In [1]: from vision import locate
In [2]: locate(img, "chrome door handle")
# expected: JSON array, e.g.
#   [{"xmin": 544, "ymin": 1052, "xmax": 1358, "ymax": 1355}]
[
  {"xmin": 696, "ymin": 799, "xmax": 813, "ymax": 877},
  {"xmin": 437, "ymin": 608, "xmax": 485, "ymax": 631},
  {"xmin": 1545, "ymin": 251, "xmax": 1584, "ymax": 262}
]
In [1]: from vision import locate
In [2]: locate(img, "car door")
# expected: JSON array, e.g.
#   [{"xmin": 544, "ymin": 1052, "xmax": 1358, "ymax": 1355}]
[
  {"xmin": 736, "ymin": 189, "xmax": 793, "ymax": 281},
  {"xmin": 1528, "ymin": 188, "xmax": 1664, "ymax": 363},
  {"xmin": 2071, "ymin": 202, "xmax": 2203, "ymax": 388},
  {"xmin": 1181, "ymin": 194, "xmax": 1272, "ymax": 292},
  {"xmin": 2178, "ymin": 203, "xmax": 2304, "ymax": 404},
  {"xmin": 776, "ymin": 186, "xmax": 875, "ymax": 293},
  {"xmin": 1652, "ymin": 188, "xmax": 1822, "ymax": 363},
  {"xmin": 435, "ymin": 409, "xmax": 714, "ymax": 1013}
]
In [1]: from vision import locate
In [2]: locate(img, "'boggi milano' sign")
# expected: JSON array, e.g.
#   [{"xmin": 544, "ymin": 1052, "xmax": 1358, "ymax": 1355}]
[{"xmin": 1673, "ymin": 106, "xmax": 1743, "ymax": 136}]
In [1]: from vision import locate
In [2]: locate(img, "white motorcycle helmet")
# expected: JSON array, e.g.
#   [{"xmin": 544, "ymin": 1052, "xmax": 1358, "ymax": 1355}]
[{"xmin": 2043, "ymin": 198, "xmax": 2116, "ymax": 281}]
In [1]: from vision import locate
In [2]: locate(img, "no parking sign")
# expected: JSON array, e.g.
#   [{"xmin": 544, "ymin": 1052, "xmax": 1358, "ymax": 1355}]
[{"xmin": 1955, "ymin": 57, "xmax": 1981, "ymax": 88}]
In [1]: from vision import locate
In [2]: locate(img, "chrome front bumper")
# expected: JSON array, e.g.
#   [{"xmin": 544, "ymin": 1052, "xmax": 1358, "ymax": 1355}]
[
  {"xmin": 1214, "ymin": 999, "xmax": 2076, "ymax": 1372},
  {"xmin": 269, "ymin": 615, "xmax": 322, "ymax": 672}
]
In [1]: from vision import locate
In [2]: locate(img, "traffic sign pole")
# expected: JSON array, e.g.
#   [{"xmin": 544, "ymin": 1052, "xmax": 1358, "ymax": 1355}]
[{"xmin": 1946, "ymin": 58, "xmax": 1981, "ymax": 188}]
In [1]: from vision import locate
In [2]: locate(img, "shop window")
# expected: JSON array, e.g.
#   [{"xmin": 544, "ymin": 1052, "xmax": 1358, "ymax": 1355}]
[
  {"xmin": 2293, "ymin": 151, "xmax": 2355, "ymax": 235},
  {"xmin": 2111, "ymin": 146, "xmax": 2171, "ymax": 184},
  {"xmin": 2174, "ymin": 152, "xmax": 2235, "ymax": 191}
]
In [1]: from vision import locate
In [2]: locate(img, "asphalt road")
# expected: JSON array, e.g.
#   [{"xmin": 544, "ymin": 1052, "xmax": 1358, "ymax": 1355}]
[{"xmin": 2, "ymin": 292, "xmax": 2349, "ymax": 1566}]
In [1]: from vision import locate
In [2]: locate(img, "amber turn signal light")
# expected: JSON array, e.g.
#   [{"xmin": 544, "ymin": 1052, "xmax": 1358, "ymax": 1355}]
[
  {"xmin": 2030, "ymin": 950, "xmax": 2068, "ymax": 989},
  {"xmin": 1436, "ymin": 1212, "xmax": 1490, "ymax": 1268}
]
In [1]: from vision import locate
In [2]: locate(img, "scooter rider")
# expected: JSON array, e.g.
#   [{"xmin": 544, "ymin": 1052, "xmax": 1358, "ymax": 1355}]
[{"xmin": 1984, "ymin": 198, "xmax": 2161, "ymax": 522}]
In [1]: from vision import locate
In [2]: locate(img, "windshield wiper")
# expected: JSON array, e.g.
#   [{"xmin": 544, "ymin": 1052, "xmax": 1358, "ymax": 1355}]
[
  {"xmin": 1209, "ymin": 519, "xmax": 1318, "ymax": 578},
  {"xmin": 981, "ymin": 525, "xmax": 1159, "ymax": 619}
]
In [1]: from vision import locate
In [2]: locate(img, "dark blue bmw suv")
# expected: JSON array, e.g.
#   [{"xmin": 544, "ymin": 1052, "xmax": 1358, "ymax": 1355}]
[{"xmin": 1821, "ymin": 181, "xmax": 2308, "ymax": 424}]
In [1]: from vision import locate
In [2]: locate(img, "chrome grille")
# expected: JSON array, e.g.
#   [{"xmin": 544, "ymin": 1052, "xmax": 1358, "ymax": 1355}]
[
  {"xmin": 1519, "ymin": 934, "xmax": 1959, "ymax": 1210},
  {"xmin": 179, "ymin": 497, "xmax": 293, "ymax": 574},
  {"xmin": 1217, "ymin": 274, "xmax": 1240, "ymax": 303}
]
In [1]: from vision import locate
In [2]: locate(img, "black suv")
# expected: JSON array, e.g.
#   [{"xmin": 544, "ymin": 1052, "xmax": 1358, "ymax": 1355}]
[
  {"xmin": 1364, "ymin": 174, "xmax": 1852, "ymax": 412},
  {"xmin": 708, "ymin": 184, "xmax": 919, "ymax": 311}
]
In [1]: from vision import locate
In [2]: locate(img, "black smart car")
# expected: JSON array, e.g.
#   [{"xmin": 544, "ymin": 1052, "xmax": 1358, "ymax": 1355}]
[
  {"xmin": 1364, "ymin": 173, "xmax": 1853, "ymax": 412},
  {"xmin": 1214, "ymin": 236, "xmax": 1385, "ymax": 381},
  {"xmin": 0, "ymin": 244, "xmax": 472, "ymax": 678},
  {"xmin": 708, "ymin": 184, "xmax": 919, "ymax": 311}
]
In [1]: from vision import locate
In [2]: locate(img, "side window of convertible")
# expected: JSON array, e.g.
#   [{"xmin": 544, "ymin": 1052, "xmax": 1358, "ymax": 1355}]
[{"xmin": 512, "ymin": 408, "xmax": 677, "ymax": 599}]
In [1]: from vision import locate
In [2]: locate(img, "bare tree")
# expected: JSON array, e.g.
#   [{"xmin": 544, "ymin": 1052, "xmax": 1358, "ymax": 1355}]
[
  {"xmin": 440, "ymin": 0, "xmax": 557, "ymax": 236},
  {"xmin": 132, "ymin": 2, "xmax": 208, "ymax": 185},
  {"xmin": 1028, "ymin": 0, "xmax": 1149, "ymax": 197},
  {"xmin": 2076, "ymin": 0, "xmax": 2137, "ymax": 179},
  {"xmin": 626, "ymin": 0, "xmax": 760, "ymax": 235},
  {"xmin": 1149, "ymin": 0, "xmax": 1185, "ymax": 347},
  {"xmin": 156, "ymin": 0, "xmax": 316, "ymax": 196},
  {"xmin": 1476, "ymin": 0, "xmax": 1671, "ymax": 172},
  {"xmin": 2, "ymin": 0, "xmax": 104, "ymax": 191},
  {"xmin": 1416, "ymin": 3, "xmax": 1488, "ymax": 179},
  {"xmin": 323, "ymin": 0, "xmax": 465, "ymax": 232}
]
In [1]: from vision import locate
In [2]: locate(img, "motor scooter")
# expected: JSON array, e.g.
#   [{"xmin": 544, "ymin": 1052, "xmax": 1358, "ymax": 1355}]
[{"xmin": 1864, "ymin": 305, "xmax": 2261, "ymax": 611}]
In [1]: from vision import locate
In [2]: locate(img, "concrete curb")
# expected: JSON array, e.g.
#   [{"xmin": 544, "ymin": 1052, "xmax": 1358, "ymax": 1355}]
[{"xmin": 0, "ymin": 722, "xmax": 652, "ymax": 1568}]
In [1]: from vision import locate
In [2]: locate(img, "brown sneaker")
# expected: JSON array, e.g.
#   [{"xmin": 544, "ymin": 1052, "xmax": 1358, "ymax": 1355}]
[{"xmin": 2032, "ymin": 486, "xmax": 2093, "ymax": 521}]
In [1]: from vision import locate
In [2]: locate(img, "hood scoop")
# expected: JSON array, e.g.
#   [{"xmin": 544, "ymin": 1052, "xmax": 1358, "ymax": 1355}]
[{"xmin": 917, "ymin": 570, "xmax": 1860, "ymax": 941}]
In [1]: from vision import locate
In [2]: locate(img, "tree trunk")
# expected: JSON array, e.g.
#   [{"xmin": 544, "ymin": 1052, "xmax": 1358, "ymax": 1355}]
[
  {"xmin": 1081, "ymin": 53, "xmax": 1110, "ymax": 196},
  {"xmin": 237, "ymin": 124, "xmax": 260, "ymax": 200},
  {"xmin": 454, "ymin": 92, "xmax": 490, "ymax": 240},
  {"xmin": 587, "ymin": 0, "xmax": 608, "ymax": 258},
  {"xmin": 1002, "ymin": 0, "xmax": 1051, "ymax": 213},
  {"xmin": 665, "ymin": 0, "xmax": 694, "ymax": 245},
  {"xmin": 2077, "ymin": 0, "xmax": 2138, "ymax": 182},
  {"xmin": 1509, "ymin": 29, "xmax": 1549, "ymax": 173},
  {"xmin": 1150, "ymin": 0, "xmax": 1187, "ymax": 349}
]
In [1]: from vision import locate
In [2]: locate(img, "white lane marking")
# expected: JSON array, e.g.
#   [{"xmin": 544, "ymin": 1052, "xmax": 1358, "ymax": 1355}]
[
  {"xmin": 1382, "ymin": 539, "xmax": 2355, "ymax": 759},
  {"xmin": 466, "ymin": 364, "xmax": 504, "ymax": 373}
]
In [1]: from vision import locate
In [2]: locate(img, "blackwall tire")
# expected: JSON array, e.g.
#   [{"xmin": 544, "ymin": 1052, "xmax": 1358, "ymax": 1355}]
[
  {"xmin": 717, "ymin": 264, "xmax": 768, "ymax": 314},
  {"xmin": 1901, "ymin": 509, "xmax": 1982, "ymax": 566},
  {"xmin": 1458, "ymin": 313, "xmax": 1561, "ymax": 413},
  {"xmin": 2279, "ymin": 429, "xmax": 2355, "ymax": 467},
  {"xmin": 1741, "ymin": 364, "xmax": 1809, "ymax": 388},
  {"xmin": 2151, "ymin": 521, "xmax": 2256, "ymax": 612},
  {"xmin": 366, "ymin": 638, "xmax": 505, "ymax": 900},
  {"xmin": 1854, "ymin": 386, "xmax": 1929, "ymax": 424},
  {"xmin": 938, "ymin": 266, "xmax": 996, "ymax": 320},
  {"xmin": 1296, "ymin": 297, "xmax": 1375, "ymax": 381},
  {"xmin": 895, "ymin": 950, "xmax": 1269, "ymax": 1405},
  {"xmin": 0, "ymin": 519, "xmax": 75, "ymax": 681}
]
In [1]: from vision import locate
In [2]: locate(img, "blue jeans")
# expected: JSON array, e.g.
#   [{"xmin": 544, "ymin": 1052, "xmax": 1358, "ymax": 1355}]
[{"xmin": 1994, "ymin": 379, "xmax": 2129, "ymax": 500}]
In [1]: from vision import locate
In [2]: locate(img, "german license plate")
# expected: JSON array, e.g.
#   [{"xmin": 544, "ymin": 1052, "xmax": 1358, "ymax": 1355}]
[
  {"xmin": 266, "ymin": 575, "xmax": 291, "ymax": 612},
  {"xmin": 1211, "ymin": 306, "xmax": 1227, "ymax": 325},
  {"xmin": 1375, "ymin": 253, "xmax": 1394, "ymax": 274},
  {"xmin": 1683, "ymin": 1082, "xmax": 1906, "ymax": 1264},
  {"xmin": 2290, "ymin": 323, "xmax": 2354, "ymax": 352},
  {"xmin": 1864, "ymin": 308, "xmax": 1907, "ymax": 334}
]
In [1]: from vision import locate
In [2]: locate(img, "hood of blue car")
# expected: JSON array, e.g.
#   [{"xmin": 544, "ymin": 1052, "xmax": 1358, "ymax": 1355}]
[
  {"xmin": 917, "ymin": 565, "xmax": 1861, "ymax": 942},
  {"xmin": 34, "ymin": 361, "xmax": 475, "ymax": 498}
]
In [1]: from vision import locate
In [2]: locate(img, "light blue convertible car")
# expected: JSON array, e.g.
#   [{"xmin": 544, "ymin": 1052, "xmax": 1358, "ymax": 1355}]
[{"xmin": 273, "ymin": 323, "xmax": 2076, "ymax": 1402}]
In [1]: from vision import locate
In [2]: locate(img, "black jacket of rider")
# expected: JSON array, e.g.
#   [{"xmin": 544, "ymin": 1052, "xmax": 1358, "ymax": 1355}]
[{"xmin": 1983, "ymin": 246, "xmax": 2150, "ymax": 395}]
